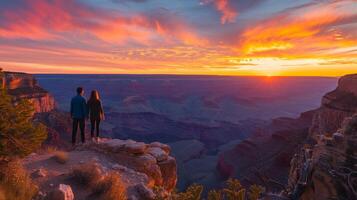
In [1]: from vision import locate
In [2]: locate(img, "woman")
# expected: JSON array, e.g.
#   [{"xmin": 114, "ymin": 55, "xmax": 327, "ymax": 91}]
[{"xmin": 87, "ymin": 90, "xmax": 104, "ymax": 142}]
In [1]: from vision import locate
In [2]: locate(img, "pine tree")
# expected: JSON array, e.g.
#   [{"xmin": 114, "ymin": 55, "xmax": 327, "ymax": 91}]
[{"xmin": 0, "ymin": 73, "xmax": 47, "ymax": 159}]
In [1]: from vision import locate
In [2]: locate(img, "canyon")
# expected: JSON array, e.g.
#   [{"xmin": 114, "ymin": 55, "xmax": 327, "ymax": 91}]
[{"xmin": 3, "ymin": 70, "xmax": 357, "ymax": 199}]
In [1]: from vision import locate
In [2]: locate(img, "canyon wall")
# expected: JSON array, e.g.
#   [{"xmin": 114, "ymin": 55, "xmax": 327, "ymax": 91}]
[
  {"xmin": 310, "ymin": 74, "xmax": 357, "ymax": 137},
  {"xmin": 3, "ymin": 71, "xmax": 56, "ymax": 113},
  {"xmin": 287, "ymin": 74, "xmax": 357, "ymax": 200}
]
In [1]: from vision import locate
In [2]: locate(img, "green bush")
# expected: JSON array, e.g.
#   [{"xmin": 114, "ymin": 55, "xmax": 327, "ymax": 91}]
[
  {"xmin": 164, "ymin": 178, "xmax": 265, "ymax": 200},
  {"xmin": 171, "ymin": 184, "xmax": 203, "ymax": 200},
  {"xmin": 223, "ymin": 178, "xmax": 246, "ymax": 200},
  {"xmin": 0, "ymin": 88, "xmax": 47, "ymax": 159},
  {"xmin": 207, "ymin": 189, "xmax": 223, "ymax": 200},
  {"xmin": 248, "ymin": 185, "xmax": 265, "ymax": 200}
]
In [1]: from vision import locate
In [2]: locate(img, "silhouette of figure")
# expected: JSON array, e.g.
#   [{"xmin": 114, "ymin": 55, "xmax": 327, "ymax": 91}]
[
  {"xmin": 70, "ymin": 87, "xmax": 88, "ymax": 145},
  {"xmin": 87, "ymin": 90, "xmax": 104, "ymax": 142}
]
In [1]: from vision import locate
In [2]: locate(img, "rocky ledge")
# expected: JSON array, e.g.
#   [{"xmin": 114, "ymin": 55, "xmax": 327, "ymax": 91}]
[{"xmin": 23, "ymin": 138, "xmax": 177, "ymax": 200}]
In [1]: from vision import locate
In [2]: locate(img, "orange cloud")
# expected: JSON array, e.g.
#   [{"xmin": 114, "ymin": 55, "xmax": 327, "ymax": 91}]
[{"xmin": 239, "ymin": 0, "xmax": 357, "ymax": 58}]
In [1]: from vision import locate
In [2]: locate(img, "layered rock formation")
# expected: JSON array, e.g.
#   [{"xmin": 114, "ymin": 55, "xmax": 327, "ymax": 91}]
[
  {"xmin": 285, "ymin": 74, "xmax": 357, "ymax": 200},
  {"xmin": 216, "ymin": 110, "xmax": 315, "ymax": 189},
  {"xmin": 24, "ymin": 139, "xmax": 177, "ymax": 199},
  {"xmin": 287, "ymin": 114, "xmax": 357, "ymax": 200},
  {"xmin": 3, "ymin": 71, "xmax": 55, "ymax": 113},
  {"xmin": 310, "ymin": 74, "xmax": 357, "ymax": 137}
]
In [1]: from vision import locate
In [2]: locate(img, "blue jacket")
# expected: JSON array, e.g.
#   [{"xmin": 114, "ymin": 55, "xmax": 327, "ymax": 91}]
[{"xmin": 70, "ymin": 95, "xmax": 88, "ymax": 119}]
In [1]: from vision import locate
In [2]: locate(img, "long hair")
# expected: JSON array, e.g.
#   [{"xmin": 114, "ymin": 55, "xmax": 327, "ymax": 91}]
[{"xmin": 89, "ymin": 90, "xmax": 100, "ymax": 102}]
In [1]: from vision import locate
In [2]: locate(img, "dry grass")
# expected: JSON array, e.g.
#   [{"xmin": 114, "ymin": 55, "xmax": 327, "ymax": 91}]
[
  {"xmin": 0, "ymin": 160, "xmax": 38, "ymax": 200},
  {"xmin": 71, "ymin": 163, "xmax": 102, "ymax": 187},
  {"xmin": 53, "ymin": 151, "xmax": 69, "ymax": 164},
  {"xmin": 93, "ymin": 172, "xmax": 126, "ymax": 200}
]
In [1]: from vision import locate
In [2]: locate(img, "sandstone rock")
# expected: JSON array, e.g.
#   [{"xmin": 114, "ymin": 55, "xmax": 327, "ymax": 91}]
[
  {"xmin": 149, "ymin": 142, "xmax": 171, "ymax": 154},
  {"xmin": 112, "ymin": 164, "xmax": 128, "ymax": 171},
  {"xmin": 47, "ymin": 184, "xmax": 74, "ymax": 200},
  {"xmin": 4, "ymin": 72, "xmax": 56, "ymax": 113},
  {"xmin": 100, "ymin": 139, "xmax": 127, "ymax": 152},
  {"xmin": 158, "ymin": 156, "xmax": 177, "ymax": 191},
  {"xmin": 124, "ymin": 142, "xmax": 148, "ymax": 154},
  {"xmin": 148, "ymin": 147, "xmax": 169, "ymax": 162},
  {"xmin": 332, "ymin": 132, "xmax": 344, "ymax": 143},
  {"xmin": 134, "ymin": 183, "xmax": 155, "ymax": 200},
  {"xmin": 310, "ymin": 74, "xmax": 357, "ymax": 137},
  {"xmin": 128, "ymin": 195, "xmax": 139, "ymax": 200},
  {"xmin": 32, "ymin": 168, "xmax": 47, "ymax": 178}
]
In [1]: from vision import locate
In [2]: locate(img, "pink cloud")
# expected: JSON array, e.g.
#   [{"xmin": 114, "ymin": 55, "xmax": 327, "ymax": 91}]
[
  {"xmin": 201, "ymin": 0, "xmax": 238, "ymax": 24},
  {"xmin": 0, "ymin": 0, "xmax": 204, "ymax": 46}
]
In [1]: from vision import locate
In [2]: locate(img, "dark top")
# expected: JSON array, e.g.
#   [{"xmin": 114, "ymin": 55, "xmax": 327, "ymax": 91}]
[
  {"xmin": 70, "ymin": 95, "xmax": 88, "ymax": 119},
  {"xmin": 87, "ymin": 99, "xmax": 104, "ymax": 120}
]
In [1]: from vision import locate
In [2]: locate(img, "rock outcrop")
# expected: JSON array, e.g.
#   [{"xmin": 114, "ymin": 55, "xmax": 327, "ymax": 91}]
[
  {"xmin": 310, "ymin": 74, "xmax": 357, "ymax": 137},
  {"xmin": 3, "ymin": 71, "xmax": 55, "ymax": 113},
  {"xmin": 287, "ymin": 114, "xmax": 357, "ymax": 200},
  {"xmin": 23, "ymin": 139, "xmax": 177, "ymax": 200},
  {"xmin": 285, "ymin": 74, "xmax": 357, "ymax": 200},
  {"xmin": 81, "ymin": 138, "xmax": 177, "ymax": 191},
  {"xmin": 47, "ymin": 184, "xmax": 74, "ymax": 200}
]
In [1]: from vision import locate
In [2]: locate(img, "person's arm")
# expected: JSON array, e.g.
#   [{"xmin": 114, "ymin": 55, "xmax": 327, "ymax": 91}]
[
  {"xmin": 82, "ymin": 98, "xmax": 88, "ymax": 119},
  {"xmin": 99, "ymin": 100, "xmax": 105, "ymax": 120},
  {"xmin": 70, "ymin": 98, "xmax": 74, "ymax": 118}
]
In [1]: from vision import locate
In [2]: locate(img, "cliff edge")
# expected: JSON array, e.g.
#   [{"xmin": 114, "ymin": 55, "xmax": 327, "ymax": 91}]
[
  {"xmin": 310, "ymin": 74, "xmax": 357, "ymax": 137},
  {"xmin": 24, "ymin": 139, "xmax": 177, "ymax": 200},
  {"xmin": 287, "ymin": 74, "xmax": 357, "ymax": 200},
  {"xmin": 2, "ymin": 71, "xmax": 56, "ymax": 113}
]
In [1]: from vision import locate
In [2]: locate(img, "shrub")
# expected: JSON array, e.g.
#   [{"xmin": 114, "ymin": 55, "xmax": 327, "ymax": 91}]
[
  {"xmin": 207, "ymin": 189, "xmax": 223, "ymax": 200},
  {"xmin": 169, "ymin": 178, "xmax": 265, "ymax": 200},
  {"xmin": 44, "ymin": 146, "xmax": 58, "ymax": 154},
  {"xmin": 93, "ymin": 172, "xmax": 126, "ymax": 200},
  {"xmin": 53, "ymin": 151, "xmax": 69, "ymax": 164},
  {"xmin": 0, "ymin": 160, "xmax": 38, "ymax": 200},
  {"xmin": 71, "ymin": 163, "xmax": 102, "ymax": 186},
  {"xmin": 0, "ymin": 88, "xmax": 47, "ymax": 159},
  {"xmin": 223, "ymin": 178, "xmax": 246, "ymax": 200},
  {"xmin": 172, "ymin": 184, "xmax": 203, "ymax": 200},
  {"xmin": 248, "ymin": 185, "xmax": 265, "ymax": 200}
]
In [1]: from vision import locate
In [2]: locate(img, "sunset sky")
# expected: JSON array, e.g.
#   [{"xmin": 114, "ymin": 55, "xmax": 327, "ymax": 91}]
[{"xmin": 0, "ymin": 0, "xmax": 356, "ymax": 76}]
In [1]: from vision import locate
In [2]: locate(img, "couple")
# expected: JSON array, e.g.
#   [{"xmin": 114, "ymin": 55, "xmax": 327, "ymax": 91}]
[{"xmin": 70, "ymin": 87, "xmax": 105, "ymax": 145}]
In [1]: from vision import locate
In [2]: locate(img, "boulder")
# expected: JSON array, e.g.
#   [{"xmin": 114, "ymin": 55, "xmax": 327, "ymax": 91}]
[
  {"xmin": 47, "ymin": 184, "xmax": 74, "ymax": 200},
  {"xmin": 99, "ymin": 139, "xmax": 127, "ymax": 152},
  {"xmin": 148, "ymin": 147, "xmax": 169, "ymax": 162},
  {"xmin": 134, "ymin": 183, "xmax": 155, "ymax": 200},
  {"xmin": 31, "ymin": 168, "xmax": 47, "ymax": 178},
  {"xmin": 124, "ymin": 142, "xmax": 148, "ymax": 154},
  {"xmin": 149, "ymin": 142, "xmax": 171, "ymax": 154}
]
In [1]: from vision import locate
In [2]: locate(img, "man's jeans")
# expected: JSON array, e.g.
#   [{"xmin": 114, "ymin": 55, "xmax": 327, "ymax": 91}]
[{"xmin": 72, "ymin": 118, "xmax": 85, "ymax": 144}]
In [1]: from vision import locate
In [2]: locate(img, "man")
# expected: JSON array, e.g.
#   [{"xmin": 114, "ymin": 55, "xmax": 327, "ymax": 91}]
[{"xmin": 70, "ymin": 87, "xmax": 88, "ymax": 145}]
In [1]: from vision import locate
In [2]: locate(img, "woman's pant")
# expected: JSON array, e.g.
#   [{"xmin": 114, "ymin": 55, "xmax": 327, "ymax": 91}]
[{"xmin": 90, "ymin": 118, "xmax": 101, "ymax": 138}]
